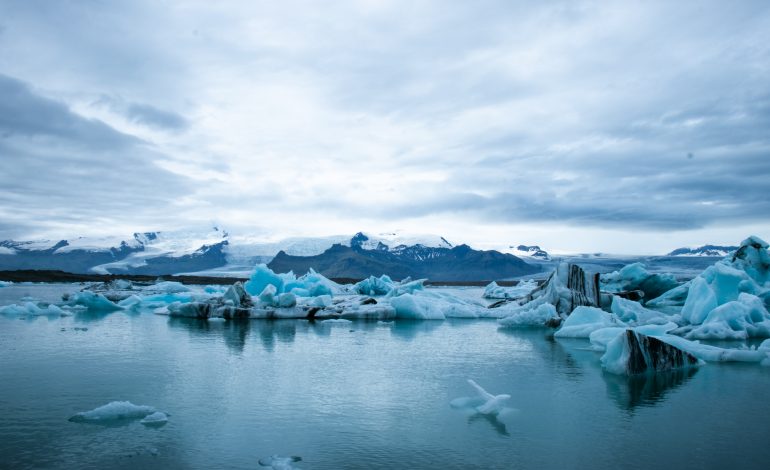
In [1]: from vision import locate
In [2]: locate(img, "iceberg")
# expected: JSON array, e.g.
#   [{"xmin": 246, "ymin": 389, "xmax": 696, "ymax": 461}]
[
  {"xmin": 600, "ymin": 262, "xmax": 679, "ymax": 301},
  {"xmin": 245, "ymin": 264, "xmax": 285, "ymax": 296},
  {"xmin": 65, "ymin": 291, "xmax": 123, "ymax": 312},
  {"xmin": 497, "ymin": 303, "xmax": 560, "ymax": 328},
  {"xmin": 146, "ymin": 281, "xmax": 189, "ymax": 294},
  {"xmin": 601, "ymin": 330, "xmax": 700, "ymax": 376},
  {"xmin": 685, "ymin": 293, "xmax": 770, "ymax": 340},
  {"xmin": 69, "ymin": 401, "xmax": 158, "ymax": 423},
  {"xmin": 553, "ymin": 306, "xmax": 625, "ymax": 338},
  {"xmin": 611, "ymin": 296, "xmax": 672, "ymax": 326},
  {"xmin": 245, "ymin": 264, "xmax": 339, "ymax": 298},
  {"xmin": 354, "ymin": 275, "xmax": 395, "ymax": 296},
  {"xmin": 648, "ymin": 235, "xmax": 770, "ymax": 340},
  {"xmin": 495, "ymin": 263, "xmax": 600, "ymax": 327},
  {"xmin": 0, "ymin": 302, "xmax": 67, "ymax": 317},
  {"xmin": 390, "ymin": 290, "xmax": 489, "ymax": 320},
  {"xmin": 483, "ymin": 280, "xmax": 537, "ymax": 300}
]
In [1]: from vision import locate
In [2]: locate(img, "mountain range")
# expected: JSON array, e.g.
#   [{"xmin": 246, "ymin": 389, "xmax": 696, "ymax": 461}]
[
  {"xmin": 268, "ymin": 233, "xmax": 538, "ymax": 281},
  {"xmin": 666, "ymin": 244, "xmax": 738, "ymax": 257},
  {"xmin": 0, "ymin": 229, "xmax": 539, "ymax": 280}
]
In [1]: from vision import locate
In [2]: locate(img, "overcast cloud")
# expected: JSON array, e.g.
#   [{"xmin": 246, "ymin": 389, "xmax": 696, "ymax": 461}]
[{"xmin": 0, "ymin": 0, "xmax": 768, "ymax": 253}]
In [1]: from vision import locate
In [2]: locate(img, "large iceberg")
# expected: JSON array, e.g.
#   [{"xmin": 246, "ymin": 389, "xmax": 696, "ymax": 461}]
[
  {"xmin": 496, "ymin": 263, "xmax": 601, "ymax": 327},
  {"xmin": 601, "ymin": 330, "xmax": 701, "ymax": 376},
  {"xmin": 648, "ymin": 236, "xmax": 770, "ymax": 340}
]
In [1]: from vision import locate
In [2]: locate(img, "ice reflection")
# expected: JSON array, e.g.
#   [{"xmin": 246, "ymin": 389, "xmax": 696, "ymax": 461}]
[{"xmin": 603, "ymin": 368, "xmax": 698, "ymax": 411}]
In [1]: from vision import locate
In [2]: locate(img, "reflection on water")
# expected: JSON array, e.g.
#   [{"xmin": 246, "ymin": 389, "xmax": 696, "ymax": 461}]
[
  {"xmin": 603, "ymin": 367, "xmax": 699, "ymax": 411},
  {"xmin": 467, "ymin": 412, "xmax": 510, "ymax": 437}
]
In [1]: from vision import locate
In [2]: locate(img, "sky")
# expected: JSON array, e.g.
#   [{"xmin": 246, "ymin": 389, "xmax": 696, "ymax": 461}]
[{"xmin": 0, "ymin": 0, "xmax": 769, "ymax": 254}]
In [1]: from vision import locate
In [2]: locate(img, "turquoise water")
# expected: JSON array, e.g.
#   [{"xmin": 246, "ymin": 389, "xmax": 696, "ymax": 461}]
[{"xmin": 1, "ymin": 286, "xmax": 769, "ymax": 469}]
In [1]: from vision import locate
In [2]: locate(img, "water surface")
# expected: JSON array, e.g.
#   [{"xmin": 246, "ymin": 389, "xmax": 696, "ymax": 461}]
[{"xmin": 1, "ymin": 287, "xmax": 769, "ymax": 469}]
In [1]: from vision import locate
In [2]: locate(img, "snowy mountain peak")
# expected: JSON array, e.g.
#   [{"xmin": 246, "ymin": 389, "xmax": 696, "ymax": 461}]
[
  {"xmin": 667, "ymin": 244, "xmax": 738, "ymax": 257},
  {"xmin": 510, "ymin": 245, "xmax": 551, "ymax": 261}
]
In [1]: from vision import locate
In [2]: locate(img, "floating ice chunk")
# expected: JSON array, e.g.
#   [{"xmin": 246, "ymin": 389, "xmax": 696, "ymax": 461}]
[
  {"xmin": 611, "ymin": 297, "xmax": 672, "ymax": 325},
  {"xmin": 284, "ymin": 268, "xmax": 339, "ymax": 297},
  {"xmin": 222, "ymin": 282, "xmax": 252, "ymax": 308},
  {"xmin": 258, "ymin": 455, "xmax": 302, "ymax": 469},
  {"xmin": 685, "ymin": 293, "xmax": 770, "ymax": 340},
  {"xmin": 354, "ymin": 275, "xmax": 395, "ymax": 296},
  {"xmin": 140, "ymin": 411, "xmax": 169, "ymax": 426},
  {"xmin": 589, "ymin": 323, "xmax": 678, "ymax": 351},
  {"xmin": 385, "ymin": 278, "xmax": 426, "ymax": 297},
  {"xmin": 601, "ymin": 263, "xmax": 679, "ymax": 300},
  {"xmin": 646, "ymin": 281, "xmax": 691, "ymax": 310},
  {"xmin": 495, "ymin": 263, "xmax": 600, "ymax": 325},
  {"xmin": 276, "ymin": 292, "xmax": 297, "ymax": 308},
  {"xmin": 483, "ymin": 280, "xmax": 537, "ymax": 300},
  {"xmin": 66, "ymin": 291, "xmax": 123, "ymax": 312},
  {"xmin": 148, "ymin": 281, "xmax": 189, "ymax": 293},
  {"xmin": 553, "ymin": 306, "xmax": 626, "ymax": 338},
  {"xmin": 310, "ymin": 295, "xmax": 333, "ymax": 308},
  {"xmin": 601, "ymin": 330, "xmax": 701, "ymax": 375},
  {"xmin": 390, "ymin": 293, "xmax": 446, "ymax": 319},
  {"xmin": 0, "ymin": 280, "xmax": 12, "ymax": 287},
  {"xmin": 653, "ymin": 335, "xmax": 767, "ymax": 363},
  {"xmin": 450, "ymin": 379, "xmax": 511, "ymax": 416},
  {"xmin": 680, "ymin": 277, "xmax": 718, "ymax": 325},
  {"xmin": 498, "ymin": 303, "xmax": 559, "ymax": 328},
  {"xmin": 117, "ymin": 295, "xmax": 143, "ymax": 308},
  {"xmin": 69, "ymin": 401, "xmax": 157, "ymax": 423},
  {"xmin": 259, "ymin": 284, "xmax": 277, "ymax": 305},
  {"xmin": 245, "ymin": 264, "xmax": 285, "ymax": 296},
  {"xmin": 390, "ymin": 291, "xmax": 488, "ymax": 320},
  {"xmin": 0, "ymin": 302, "xmax": 67, "ymax": 317}
]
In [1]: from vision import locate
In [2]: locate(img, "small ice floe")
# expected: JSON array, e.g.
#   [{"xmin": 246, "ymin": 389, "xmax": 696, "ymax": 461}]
[
  {"xmin": 0, "ymin": 302, "xmax": 68, "ymax": 317},
  {"xmin": 140, "ymin": 411, "xmax": 169, "ymax": 427},
  {"xmin": 258, "ymin": 455, "xmax": 302, "ymax": 469},
  {"xmin": 451, "ymin": 379, "xmax": 512, "ymax": 416},
  {"xmin": 68, "ymin": 401, "xmax": 163, "ymax": 424}
]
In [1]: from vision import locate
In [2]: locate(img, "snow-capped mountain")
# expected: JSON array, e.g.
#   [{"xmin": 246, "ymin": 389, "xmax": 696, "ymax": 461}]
[
  {"xmin": 509, "ymin": 245, "xmax": 551, "ymax": 261},
  {"xmin": 0, "ymin": 228, "xmax": 469, "ymax": 276},
  {"xmin": 0, "ymin": 228, "xmax": 229, "ymax": 275},
  {"xmin": 666, "ymin": 244, "xmax": 738, "ymax": 257}
]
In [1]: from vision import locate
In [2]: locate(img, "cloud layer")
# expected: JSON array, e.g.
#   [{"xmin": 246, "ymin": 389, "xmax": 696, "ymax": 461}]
[{"xmin": 0, "ymin": 0, "xmax": 768, "ymax": 252}]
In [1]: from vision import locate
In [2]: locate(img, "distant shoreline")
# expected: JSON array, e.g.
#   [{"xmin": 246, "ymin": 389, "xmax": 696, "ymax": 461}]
[{"xmin": 0, "ymin": 270, "xmax": 523, "ymax": 287}]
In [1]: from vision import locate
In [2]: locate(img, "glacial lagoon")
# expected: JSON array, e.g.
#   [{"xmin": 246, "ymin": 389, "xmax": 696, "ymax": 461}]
[{"xmin": 1, "ymin": 285, "xmax": 769, "ymax": 469}]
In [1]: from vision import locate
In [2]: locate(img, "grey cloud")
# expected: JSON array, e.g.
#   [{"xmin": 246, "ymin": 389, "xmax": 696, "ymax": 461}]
[
  {"xmin": 94, "ymin": 95, "xmax": 189, "ymax": 132},
  {"xmin": 0, "ymin": 0, "xmax": 768, "ymax": 242},
  {"xmin": 125, "ymin": 103, "xmax": 189, "ymax": 131},
  {"xmin": 0, "ymin": 74, "xmax": 193, "ymax": 237}
]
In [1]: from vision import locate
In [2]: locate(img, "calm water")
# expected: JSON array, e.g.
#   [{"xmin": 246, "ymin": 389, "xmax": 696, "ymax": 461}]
[{"xmin": 1, "ymin": 286, "xmax": 769, "ymax": 469}]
